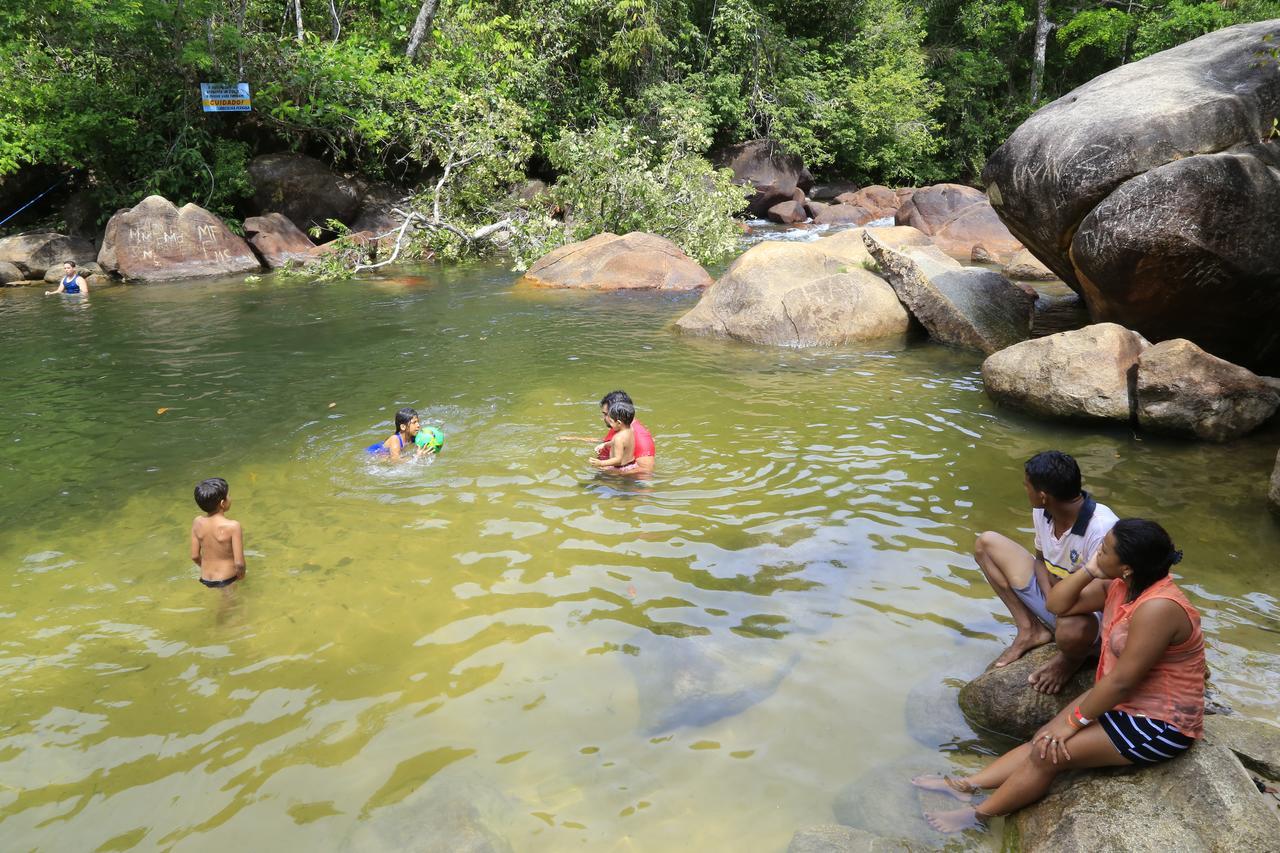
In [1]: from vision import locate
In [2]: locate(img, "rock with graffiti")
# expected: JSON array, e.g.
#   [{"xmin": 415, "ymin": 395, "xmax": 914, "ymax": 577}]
[{"xmin": 98, "ymin": 195, "xmax": 262, "ymax": 281}]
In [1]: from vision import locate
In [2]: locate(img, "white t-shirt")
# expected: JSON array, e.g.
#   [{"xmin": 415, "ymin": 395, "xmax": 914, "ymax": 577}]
[{"xmin": 1033, "ymin": 493, "xmax": 1118, "ymax": 580}]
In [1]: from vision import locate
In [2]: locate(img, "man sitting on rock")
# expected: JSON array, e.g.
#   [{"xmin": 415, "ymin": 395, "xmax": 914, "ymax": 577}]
[{"xmin": 974, "ymin": 451, "xmax": 1118, "ymax": 694}]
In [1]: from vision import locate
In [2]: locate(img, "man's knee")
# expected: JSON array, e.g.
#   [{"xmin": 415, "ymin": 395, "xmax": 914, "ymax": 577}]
[
  {"xmin": 975, "ymin": 531, "xmax": 1003, "ymax": 563},
  {"xmin": 1054, "ymin": 614, "xmax": 1099, "ymax": 654}
]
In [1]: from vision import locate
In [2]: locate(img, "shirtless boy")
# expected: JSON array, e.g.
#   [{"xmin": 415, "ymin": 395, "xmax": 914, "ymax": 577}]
[
  {"xmin": 590, "ymin": 400, "xmax": 636, "ymax": 472},
  {"xmin": 974, "ymin": 451, "xmax": 1117, "ymax": 694},
  {"xmin": 558, "ymin": 390, "xmax": 655, "ymax": 473},
  {"xmin": 191, "ymin": 477, "xmax": 246, "ymax": 588}
]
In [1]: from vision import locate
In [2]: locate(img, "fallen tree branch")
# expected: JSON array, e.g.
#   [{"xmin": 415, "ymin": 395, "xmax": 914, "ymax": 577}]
[{"xmin": 351, "ymin": 208, "xmax": 516, "ymax": 272}]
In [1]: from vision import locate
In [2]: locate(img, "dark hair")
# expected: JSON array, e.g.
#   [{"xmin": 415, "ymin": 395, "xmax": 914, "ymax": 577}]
[
  {"xmin": 64, "ymin": 260, "xmax": 77, "ymax": 268},
  {"xmin": 608, "ymin": 400, "xmax": 635, "ymax": 426},
  {"xmin": 1111, "ymin": 518, "xmax": 1183, "ymax": 601},
  {"xmin": 194, "ymin": 477, "xmax": 229, "ymax": 512},
  {"xmin": 394, "ymin": 407, "xmax": 419, "ymax": 432},
  {"xmin": 1024, "ymin": 451, "xmax": 1082, "ymax": 501},
  {"xmin": 600, "ymin": 390, "xmax": 632, "ymax": 408}
]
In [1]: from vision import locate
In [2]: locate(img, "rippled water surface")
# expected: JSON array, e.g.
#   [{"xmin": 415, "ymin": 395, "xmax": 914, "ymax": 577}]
[{"xmin": 3, "ymin": 264, "xmax": 1278, "ymax": 851}]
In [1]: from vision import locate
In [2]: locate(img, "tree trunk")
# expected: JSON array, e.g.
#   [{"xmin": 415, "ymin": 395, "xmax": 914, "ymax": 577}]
[
  {"xmin": 293, "ymin": 0, "xmax": 304, "ymax": 45},
  {"xmin": 406, "ymin": 0, "xmax": 440, "ymax": 60},
  {"xmin": 328, "ymin": 0, "xmax": 341, "ymax": 41},
  {"xmin": 1029, "ymin": 0, "xmax": 1051, "ymax": 105}
]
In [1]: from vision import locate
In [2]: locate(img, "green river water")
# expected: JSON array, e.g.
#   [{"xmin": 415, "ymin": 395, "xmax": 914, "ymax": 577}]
[{"xmin": 2, "ymin": 257, "xmax": 1278, "ymax": 851}]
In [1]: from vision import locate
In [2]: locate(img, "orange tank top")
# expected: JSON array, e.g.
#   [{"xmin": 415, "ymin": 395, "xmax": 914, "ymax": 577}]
[{"xmin": 1096, "ymin": 575, "xmax": 1205, "ymax": 737}]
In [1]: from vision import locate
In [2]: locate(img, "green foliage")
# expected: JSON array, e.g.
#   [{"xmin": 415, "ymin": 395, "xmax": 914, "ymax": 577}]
[
  {"xmin": 1057, "ymin": 9, "xmax": 1135, "ymax": 61},
  {"xmin": 1131, "ymin": 1, "xmax": 1242, "ymax": 59}
]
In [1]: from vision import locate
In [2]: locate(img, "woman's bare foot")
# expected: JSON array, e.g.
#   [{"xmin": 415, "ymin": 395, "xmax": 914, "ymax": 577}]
[
  {"xmin": 924, "ymin": 806, "xmax": 989, "ymax": 833},
  {"xmin": 993, "ymin": 626, "xmax": 1052, "ymax": 667},
  {"xmin": 1027, "ymin": 650, "xmax": 1082, "ymax": 694},
  {"xmin": 911, "ymin": 774, "xmax": 977, "ymax": 802}
]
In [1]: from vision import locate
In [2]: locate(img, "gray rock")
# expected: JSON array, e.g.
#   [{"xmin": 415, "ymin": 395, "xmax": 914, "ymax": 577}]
[
  {"xmin": 97, "ymin": 195, "xmax": 262, "ymax": 281},
  {"xmin": 1005, "ymin": 249, "xmax": 1057, "ymax": 281},
  {"xmin": 832, "ymin": 756, "xmax": 953, "ymax": 845},
  {"xmin": 1270, "ymin": 450, "xmax": 1280, "ymax": 515},
  {"xmin": 981, "ymin": 323, "xmax": 1149, "ymax": 421},
  {"xmin": 0, "ymin": 261, "xmax": 22, "ymax": 283},
  {"xmin": 768, "ymin": 199, "xmax": 809, "ymax": 224},
  {"xmin": 42, "ymin": 261, "xmax": 103, "ymax": 283},
  {"xmin": 863, "ymin": 232, "xmax": 1034, "ymax": 353},
  {"xmin": 904, "ymin": 668, "xmax": 979, "ymax": 749},
  {"xmin": 243, "ymin": 212, "xmax": 319, "ymax": 269},
  {"xmin": 1204, "ymin": 714, "xmax": 1280, "ymax": 779},
  {"xmin": 674, "ymin": 226, "xmax": 929, "ymax": 347},
  {"xmin": 787, "ymin": 825, "xmax": 912, "ymax": 853},
  {"xmin": 957, "ymin": 645, "xmax": 1094, "ymax": 741},
  {"xmin": 0, "ymin": 231, "xmax": 96, "ymax": 278},
  {"xmin": 1013, "ymin": 741, "xmax": 1280, "ymax": 852},
  {"xmin": 982, "ymin": 21, "xmax": 1280, "ymax": 372},
  {"xmin": 1136, "ymin": 339, "xmax": 1280, "ymax": 441},
  {"xmin": 714, "ymin": 139, "xmax": 813, "ymax": 217},
  {"xmin": 248, "ymin": 152, "xmax": 365, "ymax": 234}
]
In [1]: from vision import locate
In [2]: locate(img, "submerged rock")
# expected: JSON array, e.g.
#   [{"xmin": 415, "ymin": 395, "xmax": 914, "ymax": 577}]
[
  {"xmin": 981, "ymin": 21, "xmax": 1280, "ymax": 372},
  {"xmin": 0, "ymin": 231, "xmax": 96, "ymax": 278},
  {"xmin": 981, "ymin": 323, "xmax": 1149, "ymax": 422},
  {"xmin": 674, "ymin": 226, "xmax": 928, "ymax": 347},
  {"xmin": 98, "ymin": 195, "xmax": 262, "ymax": 281},
  {"xmin": 1004, "ymin": 249, "xmax": 1057, "ymax": 281},
  {"xmin": 957, "ymin": 644, "xmax": 1094, "ymax": 741},
  {"xmin": 787, "ymin": 824, "xmax": 912, "ymax": 852},
  {"xmin": 1136, "ymin": 339, "xmax": 1280, "ymax": 441},
  {"xmin": 342, "ymin": 785, "xmax": 513, "ymax": 853},
  {"xmin": 904, "ymin": 668, "xmax": 979, "ymax": 749},
  {"xmin": 1012, "ymin": 740, "xmax": 1280, "ymax": 851},
  {"xmin": 519, "ymin": 232, "xmax": 711, "ymax": 291},
  {"xmin": 626, "ymin": 632, "xmax": 797, "ymax": 735},
  {"xmin": 832, "ymin": 755, "xmax": 954, "ymax": 846},
  {"xmin": 243, "ymin": 212, "xmax": 320, "ymax": 269},
  {"xmin": 862, "ymin": 232, "xmax": 1035, "ymax": 354}
]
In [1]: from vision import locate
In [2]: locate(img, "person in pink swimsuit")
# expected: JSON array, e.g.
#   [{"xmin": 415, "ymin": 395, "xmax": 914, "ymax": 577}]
[
  {"xmin": 914, "ymin": 518, "xmax": 1205, "ymax": 832},
  {"xmin": 558, "ymin": 389, "xmax": 655, "ymax": 473}
]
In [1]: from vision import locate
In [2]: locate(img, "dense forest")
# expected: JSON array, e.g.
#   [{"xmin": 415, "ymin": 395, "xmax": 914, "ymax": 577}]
[{"xmin": 3, "ymin": 0, "xmax": 1278, "ymax": 262}]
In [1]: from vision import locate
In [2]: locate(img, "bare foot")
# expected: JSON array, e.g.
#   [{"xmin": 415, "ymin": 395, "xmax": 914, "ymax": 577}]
[
  {"xmin": 924, "ymin": 806, "xmax": 988, "ymax": 833},
  {"xmin": 994, "ymin": 625, "xmax": 1052, "ymax": 667},
  {"xmin": 1027, "ymin": 651, "xmax": 1082, "ymax": 695},
  {"xmin": 911, "ymin": 774, "xmax": 977, "ymax": 802}
]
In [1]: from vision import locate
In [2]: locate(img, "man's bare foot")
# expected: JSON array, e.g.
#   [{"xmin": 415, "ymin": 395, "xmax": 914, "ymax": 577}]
[
  {"xmin": 924, "ymin": 806, "xmax": 988, "ymax": 833},
  {"xmin": 911, "ymin": 774, "xmax": 977, "ymax": 802},
  {"xmin": 993, "ymin": 626, "xmax": 1052, "ymax": 667},
  {"xmin": 1027, "ymin": 651, "xmax": 1082, "ymax": 694}
]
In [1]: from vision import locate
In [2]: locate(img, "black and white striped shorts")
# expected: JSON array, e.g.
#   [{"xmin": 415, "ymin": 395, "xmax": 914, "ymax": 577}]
[{"xmin": 1099, "ymin": 710, "xmax": 1194, "ymax": 764}]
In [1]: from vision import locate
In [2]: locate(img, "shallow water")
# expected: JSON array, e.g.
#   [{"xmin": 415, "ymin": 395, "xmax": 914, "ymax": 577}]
[{"xmin": 2, "ymin": 264, "xmax": 1278, "ymax": 851}]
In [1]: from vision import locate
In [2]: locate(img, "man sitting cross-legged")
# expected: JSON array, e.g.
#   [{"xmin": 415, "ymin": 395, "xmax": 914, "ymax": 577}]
[{"xmin": 974, "ymin": 451, "xmax": 1118, "ymax": 694}]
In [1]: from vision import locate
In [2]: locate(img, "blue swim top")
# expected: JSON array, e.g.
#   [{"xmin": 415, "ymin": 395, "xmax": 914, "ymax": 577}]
[
  {"xmin": 367, "ymin": 434, "xmax": 405, "ymax": 455},
  {"xmin": 61, "ymin": 274, "xmax": 81, "ymax": 294}
]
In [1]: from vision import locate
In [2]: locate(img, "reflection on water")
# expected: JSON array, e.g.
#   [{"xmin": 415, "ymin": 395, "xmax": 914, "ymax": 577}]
[{"xmin": 1, "ymin": 268, "xmax": 1278, "ymax": 851}]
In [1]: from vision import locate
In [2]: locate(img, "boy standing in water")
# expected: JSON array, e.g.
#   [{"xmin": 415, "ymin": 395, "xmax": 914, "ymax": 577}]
[
  {"xmin": 559, "ymin": 390, "xmax": 656, "ymax": 473},
  {"xmin": 590, "ymin": 400, "xmax": 637, "ymax": 471},
  {"xmin": 974, "ymin": 451, "xmax": 1118, "ymax": 694},
  {"xmin": 45, "ymin": 261, "xmax": 89, "ymax": 296},
  {"xmin": 191, "ymin": 477, "xmax": 246, "ymax": 588}
]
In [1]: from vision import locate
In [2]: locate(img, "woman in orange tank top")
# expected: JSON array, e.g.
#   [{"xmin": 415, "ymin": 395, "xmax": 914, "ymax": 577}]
[{"xmin": 917, "ymin": 518, "xmax": 1205, "ymax": 833}]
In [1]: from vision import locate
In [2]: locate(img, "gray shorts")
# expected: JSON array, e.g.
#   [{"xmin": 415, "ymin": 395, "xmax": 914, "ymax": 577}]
[{"xmin": 1013, "ymin": 571, "xmax": 1101, "ymax": 633}]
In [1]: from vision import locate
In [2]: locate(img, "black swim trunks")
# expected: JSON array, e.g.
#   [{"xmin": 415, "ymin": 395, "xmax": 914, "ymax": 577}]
[
  {"xmin": 199, "ymin": 575, "xmax": 239, "ymax": 588},
  {"xmin": 1099, "ymin": 710, "xmax": 1194, "ymax": 764}
]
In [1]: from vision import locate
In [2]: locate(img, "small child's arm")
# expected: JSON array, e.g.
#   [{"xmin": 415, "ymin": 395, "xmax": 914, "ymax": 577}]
[
  {"xmin": 591, "ymin": 434, "xmax": 626, "ymax": 468},
  {"xmin": 190, "ymin": 520, "xmax": 202, "ymax": 567},
  {"xmin": 231, "ymin": 522, "xmax": 246, "ymax": 579}
]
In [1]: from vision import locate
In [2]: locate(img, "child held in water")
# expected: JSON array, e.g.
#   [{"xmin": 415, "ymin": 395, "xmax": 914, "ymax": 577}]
[
  {"xmin": 590, "ymin": 400, "xmax": 637, "ymax": 472},
  {"xmin": 367, "ymin": 407, "xmax": 430, "ymax": 460},
  {"xmin": 191, "ymin": 477, "xmax": 246, "ymax": 588}
]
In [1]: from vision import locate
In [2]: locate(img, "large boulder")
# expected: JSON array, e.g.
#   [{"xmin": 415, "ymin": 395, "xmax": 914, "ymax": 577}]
[
  {"xmin": 98, "ymin": 195, "xmax": 262, "ymax": 281},
  {"xmin": 1136, "ymin": 339, "xmax": 1280, "ymax": 441},
  {"xmin": 674, "ymin": 226, "xmax": 930, "ymax": 346},
  {"xmin": 981, "ymin": 323, "xmax": 1150, "ymax": 421},
  {"xmin": 42, "ymin": 261, "xmax": 103, "ymax": 283},
  {"xmin": 242, "ymin": 213, "xmax": 320, "ymax": 268},
  {"xmin": 862, "ymin": 232, "xmax": 1035, "ymax": 353},
  {"xmin": 957, "ymin": 645, "xmax": 1095, "ymax": 741},
  {"xmin": 812, "ymin": 203, "xmax": 878, "ymax": 226},
  {"xmin": 518, "ymin": 232, "xmax": 711, "ymax": 291},
  {"xmin": 895, "ymin": 183, "xmax": 1024, "ymax": 264},
  {"xmin": 808, "ymin": 180, "xmax": 861, "ymax": 201},
  {"xmin": 1013, "ymin": 740, "xmax": 1280, "ymax": 851},
  {"xmin": 982, "ymin": 21, "xmax": 1280, "ymax": 372},
  {"xmin": 1204, "ymin": 714, "xmax": 1280, "ymax": 779},
  {"xmin": 0, "ymin": 261, "xmax": 23, "ymax": 283},
  {"xmin": 0, "ymin": 231, "xmax": 96, "ymax": 278},
  {"xmin": 714, "ymin": 140, "xmax": 814, "ymax": 217},
  {"xmin": 767, "ymin": 199, "xmax": 809, "ymax": 224},
  {"xmin": 248, "ymin": 153, "xmax": 365, "ymax": 234},
  {"xmin": 834, "ymin": 186, "xmax": 901, "ymax": 221}
]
